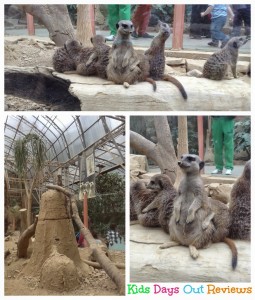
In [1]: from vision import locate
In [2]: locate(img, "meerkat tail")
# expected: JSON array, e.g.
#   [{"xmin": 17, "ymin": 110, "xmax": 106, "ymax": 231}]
[
  {"xmin": 163, "ymin": 74, "xmax": 187, "ymax": 100},
  {"xmin": 223, "ymin": 237, "xmax": 238, "ymax": 269},
  {"xmin": 145, "ymin": 78, "xmax": 157, "ymax": 91}
]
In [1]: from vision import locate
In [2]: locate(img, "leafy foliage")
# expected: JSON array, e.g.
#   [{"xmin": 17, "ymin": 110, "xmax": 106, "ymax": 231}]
[
  {"xmin": 88, "ymin": 173, "xmax": 125, "ymax": 237},
  {"xmin": 234, "ymin": 119, "xmax": 251, "ymax": 158},
  {"xmin": 14, "ymin": 133, "xmax": 47, "ymax": 178}
]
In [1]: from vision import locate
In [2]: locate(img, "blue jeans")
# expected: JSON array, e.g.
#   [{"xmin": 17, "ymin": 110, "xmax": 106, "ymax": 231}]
[{"xmin": 211, "ymin": 15, "xmax": 228, "ymax": 42}]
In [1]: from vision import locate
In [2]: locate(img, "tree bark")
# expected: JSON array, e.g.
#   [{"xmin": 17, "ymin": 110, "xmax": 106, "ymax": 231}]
[
  {"xmin": 46, "ymin": 184, "xmax": 125, "ymax": 295},
  {"xmin": 19, "ymin": 5, "xmax": 75, "ymax": 46},
  {"xmin": 174, "ymin": 116, "xmax": 189, "ymax": 188},
  {"xmin": 76, "ymin": 5, "xmax": 94, "ymax": 47},
  {"xmin": 17, "ymin": 215, "xmax": 38, "ymax": 258},
  {"xmin": 130, "ymin": 116, "xmax": 177, "ymax": 184}
]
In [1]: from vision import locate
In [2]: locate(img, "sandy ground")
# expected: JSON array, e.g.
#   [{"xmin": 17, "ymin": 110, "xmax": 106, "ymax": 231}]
[
  {"xmin": 4, "ymin": 231, "xmax": 125, "ymax": 296},
  {"xmin": 5, "ymin": 37, "xmax": 76, "ymax": 111}
]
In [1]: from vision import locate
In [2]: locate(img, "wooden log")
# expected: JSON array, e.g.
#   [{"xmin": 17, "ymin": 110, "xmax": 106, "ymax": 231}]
[
  {"xmin": 19, "ymin": 208, "xmax": 27, "ymax": 234},
  {"xmin": 17, "ymin": 215, "xmax": 38, "ymax": 258}
]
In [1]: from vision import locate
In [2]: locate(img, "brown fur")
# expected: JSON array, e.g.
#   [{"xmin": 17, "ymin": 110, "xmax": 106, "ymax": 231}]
[
  {"xmin": 161, "ymin": 154, "xmax": 237, "ymax": 269},
  {"xmin": 142, "ymin": 174, "xmax": 177, "ymax": 233},
  {"xmin": 228, "ymin": 160, "xmax": 250, "ymax": 240},
  {"xmin": 52, "ymin": 39, "xmax": 79, "ymax": 73},
  {"xmin": 130, "ymin": 181, "xmax": 160, "ymax": 227},
  {"xmin": 145, "ymin": 21, "xmax": 187, "ymax": 100},
  {"xmin": 106, "ymin": 20, "xmax": 156, "ymax": 91},
  {"xmin": 203, "ymin": 36, "xmax": 248, "ymax": 80},
  {"xmin": 85, "ymin": 35, "xmax": 111, "ymax": 79}
]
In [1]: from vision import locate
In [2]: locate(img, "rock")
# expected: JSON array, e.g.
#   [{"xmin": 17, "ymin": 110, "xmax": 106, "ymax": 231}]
[
  {"xmin": 206, "ymin": 183, "xmax": 233, "ymax": 204},
  {"xmin": 165, "ymin": 57, "xmax": 186, "ymax": 66},
  {"xmin": 130, "ymin": 224, "xmax": 250, "ymax": 282},
  {"xmin": 186, "ymin": 59, "xmax": 205, "ymax": 72}
]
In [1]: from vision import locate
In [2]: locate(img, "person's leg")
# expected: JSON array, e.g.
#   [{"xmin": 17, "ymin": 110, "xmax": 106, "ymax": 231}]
[
  {"xmin": 107, "ymin": 5, "xmax": 119, "ymax": 36},
  {"xmin": 243, "ymin": 6, "xmax": 251, "ymax": 37},
  {"xmin": 223, "ymin": 118, "xmax": 234, "ymax": 170},
  {"xmin": 208, "ymin": 18, "xmax": 219, "ymax": 46},
  {"xmin": 137, "ymin": 5, "xmax": 152, "ymax": 36},
  {"xmin": 213, "ymin": 15, "xmax": 228, "ymax": 42},
  {"xmin": 119, "ymin": 4, "xmax": 131, "ymax": 20},
  {"xmin": 212, "ymin": 117, "xmax": 224, "ymax": 171},
  {"xmin": 231, "ymin": 9, "xmax": 243, "ymax": 37}
]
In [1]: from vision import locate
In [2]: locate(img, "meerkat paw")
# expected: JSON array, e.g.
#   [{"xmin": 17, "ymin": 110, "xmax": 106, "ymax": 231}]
[
  {"xmin": 123, "ymin": 82, "xmax": 130, "ymax": 88},
  {"xmin": 186, "ymin": 213, "xmax": 195, "ymax": 224},
  {"xmin": 202, "ymin": 220, "xmax": 210, "ymax": 230},
  {"xmin": 189, "ymin": 245, "xmax": 199, "ymax": 259},
  {"xmin": 159, "ymin": 241, "xmax": 180, "ymax": 249}
]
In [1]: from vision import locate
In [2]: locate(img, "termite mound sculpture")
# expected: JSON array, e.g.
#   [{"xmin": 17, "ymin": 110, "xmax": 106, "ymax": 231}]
[{"xmin": 20, "ymin": 186, "xmax": 125, "ymax": 294}]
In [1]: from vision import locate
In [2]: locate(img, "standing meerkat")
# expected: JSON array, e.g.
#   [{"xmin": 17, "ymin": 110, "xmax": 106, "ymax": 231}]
[
  {"xmin": 203, "ymin": 36, "xmax": 249, "ymax": 80},
  {"xmin": 106, "ymin": 20, "xmax": 157, "ymax": 91},
  {"xmin": 160, "ymin": 154, "xmax": 237, "ymax": 269},
  {"xmin": 142, "ymin": 174, "xmax": 177, "ymax": 233},
  {"xmin": 144, "ymin": 21, "xmax": 188, "ymax": 100},
  {"xmin": 130, "ymin": 180, "xmax": 160, "ymax": 228},
  {"xmin": 85, "ymin": 35, "xmax": 111, "ymax": 79},
  {"xmin": 228, "ymin": 160, "xmax": 251, "ymax": 240}
]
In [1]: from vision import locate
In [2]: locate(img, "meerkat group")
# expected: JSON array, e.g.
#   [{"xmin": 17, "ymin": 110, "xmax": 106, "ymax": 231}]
[
  {"xmin": 52, "ymin": 20, "xmax": 189, "ymax": 98},
  {"xmin": 131, "ymin": 154, "xmax": 251, "ymax": 270}
]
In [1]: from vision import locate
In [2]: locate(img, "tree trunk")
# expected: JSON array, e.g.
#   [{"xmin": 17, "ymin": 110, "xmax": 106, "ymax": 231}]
[
  {"xmin": 204, "ymin": 116, "xmax": 214, "ymax": 162},
  {"xmin": 174, "ymin": 116, "xmax": 189, "ymax": 188},
  {"xmin": 19, "ymin": 5, "xmax": 75, "ymax": 46},
  {"xmin": 76, "ymin": 5, "xmax": 94, "ymax": 46},
  {"xmin": 19, "ymin": 208, "xmax": 27, "ymax": 234},
  {"xmin": 46, "ymin": 184, "xmax": 125, "ymax": 295},
  {"xmin": 17, "ymin": 215, "xmax": 38, "ymax": 258},
  {"xmin": 27, "ymin": 193, "xmax": 32, "ymax": 227},
  {"xmin": 130, "ymin": 116, "xmax": 177, "ymax": 184}
]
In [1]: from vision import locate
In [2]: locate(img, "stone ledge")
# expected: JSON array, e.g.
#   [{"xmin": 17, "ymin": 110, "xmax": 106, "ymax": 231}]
[{"xmin": 130, "ymin": 224, "xmax": 250, "ymax": 282}]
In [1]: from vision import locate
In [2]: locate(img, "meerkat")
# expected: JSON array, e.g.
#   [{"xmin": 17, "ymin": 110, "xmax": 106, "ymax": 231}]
[
  {"xmin": 53, "ymin": 38, "xmax": 97, "ymax": 76},
  {"xmin": 106, "ymin": 20, "xmax": 157, "ymax": 91},
  {"xmin": 52, "ymin": 39, "xmax": 79, "ymax": 73},
  {"xmin": 141, "ymin": 174, "xmax": 177, "ymax": 233},
  {"xmin": 130, "ymin": 180, "xmax": 160, "ymax": 228},
  {"xmin": 85, "ymin": 35, "xmax": 111, "ymax": 79},
  {"xmin": 203, "ymin": 36, "xmax": 249, "ymax": 80},
  {"xmin": 160, "ymin": 154, "xmax": 237, "ymax": 269},
  {"xmin": 144, "ymin": 21, "xmax": 187, "ymax": 100},
  {"xmin": 228, "ymin": 160, "xmax": 250, "ymax": 240}
]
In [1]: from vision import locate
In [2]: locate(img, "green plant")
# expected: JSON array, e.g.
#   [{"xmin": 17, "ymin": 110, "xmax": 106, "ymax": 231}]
[
  {"xmin": 234, "ymin": 119, "xmax": 251, "ymax": 158},
  {"xmin": 14, "ymin": 133, "xmax": 46, "ymax": 226},
  {"xmin": 88, "ymin": 173, "xmax": 125, "ymax": 237}
]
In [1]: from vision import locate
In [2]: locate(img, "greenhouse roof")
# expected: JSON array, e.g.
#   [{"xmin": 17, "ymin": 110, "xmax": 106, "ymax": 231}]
[{"xmin": 4, "ymin": 115, "xmax": 125, "ymax": 198}]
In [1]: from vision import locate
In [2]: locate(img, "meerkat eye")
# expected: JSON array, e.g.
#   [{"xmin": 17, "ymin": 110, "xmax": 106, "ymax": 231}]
[
  {"xmin": 150, "ymin": 180, "xmax": 155, "ymax": 185},
  {"xmin": 130, "ymin": 25, "xmax": 133, "ymax": 29},
  {"xmin": 181, "ymin": 155, "xmax": 183, "ymax": 159}
]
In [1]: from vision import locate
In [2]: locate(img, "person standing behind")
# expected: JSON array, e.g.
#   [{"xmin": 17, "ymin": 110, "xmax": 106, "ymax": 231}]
[
  {"xmin": 211, "ymin": 116, "xmax": 235, "ymax": 175},
  {"xmin": 230, "ymin": 5, "xmax": 250, "ymax": 38},
  {"xmin": 201, "ymin": 5, "xmax": 234, "ymax": 48},
  {"xmin": 106, "ymin": 4, "xmax": 131, "ymax": 41},
  {"xmin": 131, "ymin": 5, "xmax": 154, "ymax": 38}
]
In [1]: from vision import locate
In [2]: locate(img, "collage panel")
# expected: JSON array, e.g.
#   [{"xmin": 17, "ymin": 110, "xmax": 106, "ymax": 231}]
[
  {"xmin": 4, "ymin": 115, "xmax": 125, "ymax": 295},
  {"xmin": 130, "ymin": 115, "xmax": 251, "ymax": 285},
  {"xmin": 4, "ymin": 3, "xmax": 250, "ymax": 111},
  {"xmin": 3, "ymin": 2, "xmax": 253, "ymax": 299}
]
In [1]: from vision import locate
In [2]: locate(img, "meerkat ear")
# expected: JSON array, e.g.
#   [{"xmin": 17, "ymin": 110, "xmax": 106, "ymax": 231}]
[
  {"xmin": 116, "ymin": 22, "xmax": 119, "ymax": 29},
  {"xmin": 233, "ymin": 41, "xmax": 238, "ymax": 48},
  {"xmin": 158, "ymin": 178, "xmax": 164, "ymax": 189},
  {"xmin": 199, "ymin": 161, "xmax": 205, "ymax": 170}
]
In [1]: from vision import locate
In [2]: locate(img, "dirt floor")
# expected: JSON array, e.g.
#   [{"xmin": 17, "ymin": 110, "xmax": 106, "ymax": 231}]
[
  {"xmin": 4, "ymin": 231, "xmax": 125, "ymax": 296},
  {"xmin": 5, "ymin": 38, "xmax": 81, "ymax": 111}
]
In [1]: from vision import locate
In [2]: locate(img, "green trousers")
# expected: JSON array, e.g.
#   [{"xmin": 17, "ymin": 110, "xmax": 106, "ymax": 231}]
[
  {"xmin": 107, "ymin": 5, "xmax": 131, "ymax": 35},
  {"xmin": 212, "ymin": 117, "xmax": 234, "ymax": 170}
]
